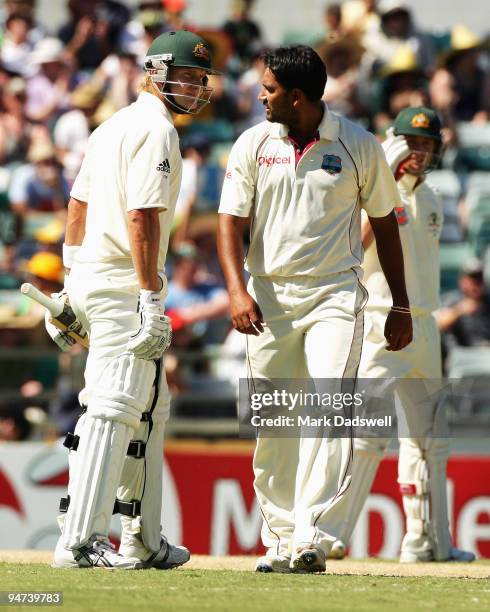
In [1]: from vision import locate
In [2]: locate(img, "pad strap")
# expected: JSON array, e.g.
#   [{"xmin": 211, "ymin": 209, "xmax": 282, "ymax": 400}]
[
  {"xmin": 63, "ymin": 433, "xmax": 146, "ymax": 458},
  {"xmin": 59, "ymin": 496, "xmax": 142, "ymax": 518},
  {"xmin": 113, "ymin": 499, "xmax": 141, "ymax": 517}
]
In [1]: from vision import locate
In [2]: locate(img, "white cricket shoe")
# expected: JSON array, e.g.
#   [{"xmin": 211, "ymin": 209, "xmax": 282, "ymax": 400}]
[
  {"xmin": 52, "ymin": 535, "xmax": 145, "ymax": 569},
  {"xmin": 400, "ymin": 546, "xmax": 476, "ymax": 563},
  {"xmin": 328, "ymin": 540, "xmax": 346, "ymax": 560},
  {"xmin": 119, "ymin": 534, "xmax": 190, "ymax": 569},
  {"xmin": 291, "ymin": 546, "xmax": 326, "ymax": 573},
  {"xmin": 255, "ymin": 555, "xmax": 292, "ymax": 573}
]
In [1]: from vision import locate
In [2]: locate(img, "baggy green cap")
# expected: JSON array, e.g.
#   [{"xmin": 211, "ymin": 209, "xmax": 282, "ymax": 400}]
[
  {"xmin": 393, "ymin": 106, "xmax": 442, "ymax": 141},
  {"xmin": 145, "ymin": 30, "xmax": 220, "ymax": 74}
]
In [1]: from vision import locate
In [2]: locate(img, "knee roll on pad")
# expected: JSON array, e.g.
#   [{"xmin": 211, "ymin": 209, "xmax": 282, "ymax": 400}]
[{"xmin": 85, "ymin": 354, "xmax": 159, "ymax": 430}]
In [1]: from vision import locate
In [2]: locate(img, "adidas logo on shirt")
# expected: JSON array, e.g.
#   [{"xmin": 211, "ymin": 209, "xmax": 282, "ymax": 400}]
[{"xmin": 156, "ymin": 159, "xmax": 171, "ymax": 173}]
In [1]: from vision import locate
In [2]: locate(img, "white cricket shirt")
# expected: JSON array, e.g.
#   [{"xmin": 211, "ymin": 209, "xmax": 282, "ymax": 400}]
[
  {"xmin": 219, "ymin": 104, "xmax": 400, "ymax": 277},
  {"xmin": 363, "ymin": 174, "xmax": 443, "ymax": 315},
  {"xmin": 70, "ymin": 91, "xmax": 182, "ymax": 272}
]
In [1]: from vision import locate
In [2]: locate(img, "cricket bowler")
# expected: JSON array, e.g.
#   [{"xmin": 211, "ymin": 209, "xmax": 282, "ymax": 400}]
[
  {"xmin": 218, "ymin": 45, "xmax": 413, "ymax": 573},
  {"xmin": 329, "ymin": 107, "xmax": 475, "ymax": 563},
  {"xmin": 46, "ymin": 30, "xmax": 218, "ymax": 569}
]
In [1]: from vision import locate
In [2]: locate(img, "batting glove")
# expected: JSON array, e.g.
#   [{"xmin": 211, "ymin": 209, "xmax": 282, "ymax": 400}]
[
  {"xmin": 382, "ymin": 131, "xmax": 411, "ymax": 175},
  {"xmin": 44, "ymin": 289, "xmax": 77, "ymax": 351},
  {"xmin": 127, "ymin": 289, "xmax": 172, "ymax": 360}
]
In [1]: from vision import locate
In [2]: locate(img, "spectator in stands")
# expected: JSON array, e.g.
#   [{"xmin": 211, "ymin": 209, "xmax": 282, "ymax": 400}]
[
  {"xmin": 222, "ymin": 0, "xmax": 262, "ymax": 63},
  {"xmin": 236, "ymin": 44, "xmax": 267, "ymax": 128},
  {"xmin": 0, "ymin": 403, "xmax": 31, "ymax": 440},
  {"xmin": 0, "ymin": 13, "xmax": 36, "ymax": 77},
  {"xmin": 437, "ymin": 260, "xmax": 490, "ymax": 347},
  {"xmin": 0, "ymin": 76, "xmax": 32, "ymax": 166},
  {"xmin": 58, "ymin": 0, "xmax": 127, "ymax": 71},
  {"xmin": 162, "ymin": 0, "xmax": 188, "ymax": 32},
  {"xmin": 173, "ymin": 134, "xmax": 211, "ymax": 239},
  {"xmin": 2, "ymin": 0, "xmax": 44, "ymax": 46},
  {"xmin": 368, "ymin": 45, "xmax": 429, "ymax": 132},
  {"xmin": 166, "ymin": 242, "xmax": 229, "ymax": 348},
  {"xmin": 341, "ymin": 0, "xmax": 379, "ymax": 37},
  {"xmin": 53, "ymin": 82, "xmax": 104, "ymax": 182},
  {"xmin": 25, "ymin": 38, "xmax": 72, "ymax": 125},
  {"xmin": 362, "ymin": 1, "xmax": 435, "ymax": 72},
  {"xmin": 9, "ymin": 140, "xmax": 69, "ymax": 239},
  {"xmin": 0, "ymin": 251, "xmax": 63, "ymax": 348},
  {"xmin": 196, "ymin": 73, "xmax": 243, "ymax": 124},
  {"xmin": 429, "ymin": 25, "xmax": 490, "ymax": 125},
  {"xmin": 94, "ymin": 52, "xmax": 140, "ymax": 112},
  {"xmin": 321, "ymin": 4, "xmax": 345, "ymax": 42},
  {"xmin": 119, "ymin": 2, "xmax": 166, "ymax": 65},
  {"xmin": 320, "ymin": 37, "xmax": 365, "ymax": 119}
]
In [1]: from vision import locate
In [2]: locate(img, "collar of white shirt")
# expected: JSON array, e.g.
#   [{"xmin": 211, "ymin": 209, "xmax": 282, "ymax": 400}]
[
  {"xmin": 268, "ymin": 103, "xmax": 339, "ymax": 142},
  {"xmin": 136, "ymin": 91, "xmax": 174, "ymax": 124}
]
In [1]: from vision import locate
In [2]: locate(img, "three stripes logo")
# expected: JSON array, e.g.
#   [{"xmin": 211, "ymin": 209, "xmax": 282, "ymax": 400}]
[{"xmin": 156, "ymin": 158, "xmax": 171, "ymax": 173}]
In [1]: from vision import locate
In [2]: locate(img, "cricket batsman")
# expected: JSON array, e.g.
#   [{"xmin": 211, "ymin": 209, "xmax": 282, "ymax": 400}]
[
  {"xmin": 218, "ymin": 45, "xmax": 412, "ymax": 573},
  {"xmin": 329, "ymin": 107, "xmax": 476, "ymax": 563},
  {"xmin": 45, "ymin": 30, "xmax": 218, "ymax": 569}
]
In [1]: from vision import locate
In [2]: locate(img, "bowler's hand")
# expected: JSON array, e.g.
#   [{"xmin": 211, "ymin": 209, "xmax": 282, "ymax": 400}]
[
  {"xmin": 384, "ymin": 310, "xmax": 413, "ymax": 351},
  {"xmin": 230, "ymin": 290, "xmax": 264, "ymax": 335}
]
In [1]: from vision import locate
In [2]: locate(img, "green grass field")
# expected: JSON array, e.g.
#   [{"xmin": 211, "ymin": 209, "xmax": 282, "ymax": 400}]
[{"xmin": 1, "ymin": 556, "xmax": 489, "ymax": 612}]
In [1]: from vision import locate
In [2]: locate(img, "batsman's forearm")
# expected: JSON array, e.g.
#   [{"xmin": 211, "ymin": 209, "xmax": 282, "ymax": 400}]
[
  {"xmin": 128, "ymin": 208, "xmax": 161, "ymax": 291},
  {"xmin": 371, "ymin": 211, "xmax": 410, "ymax": 307},
  {"xmin": 217, "ymin": 213, "xmax": 249, "ymax": 295},
  {"xmin": 65, "ymin": 197, "xmax": 87, "ymax": 246}
]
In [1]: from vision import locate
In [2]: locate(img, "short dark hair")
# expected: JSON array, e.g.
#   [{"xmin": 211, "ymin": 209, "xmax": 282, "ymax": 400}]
[{"xmin": 262, "ymin": 45, "xmax": 327, "ymax": 102}]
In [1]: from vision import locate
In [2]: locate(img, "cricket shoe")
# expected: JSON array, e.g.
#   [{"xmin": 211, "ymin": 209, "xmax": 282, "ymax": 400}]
[
  {"xmin": 328, "ymin": 540, "xmax": 346, "ymax": 560},
  {"xmin": 52, "ymin": 535, "xmax": 145, "ymax": 569},
  {"xmin": 290, "ymin": 546, "xmax": 326, "ymax": 573},
  {"xmin": 400, "ymin": 547, "xmax": 476, "ymax": 563},
  {"xmin": 119, "ymin": 533, "xmax": 190, "ymax": 569},
  {"xmin": 255, "ymin": 555, "xmax": 292, "ymax": 573}
]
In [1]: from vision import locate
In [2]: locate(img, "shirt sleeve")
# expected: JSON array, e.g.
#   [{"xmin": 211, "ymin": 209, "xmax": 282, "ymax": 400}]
[
  {"xmin": 126, "ymin": 128, "xmax": 169, "ymax": 212},
  {"xmin": 70, "ymin": 151, "xmax": 90, "ymax": 202},
  {"xmin": 360, "ymin": 135, "xmax": 401, "ymax": 217},
  {"xmin": 218, "ymin": 132, "xmax": 256, "ymax": 217}
]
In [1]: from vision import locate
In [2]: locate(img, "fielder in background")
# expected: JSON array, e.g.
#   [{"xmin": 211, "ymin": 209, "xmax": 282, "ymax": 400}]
[
  {"xmin": 330, "ymin": 107, "xmax": 475, "ymax": 563},
  {"xmin": 47, "ymin": 30, "xmax": 218, "ymax": 569},
  {"xmin": 218, "ymin": 45, "xmax": 413, "ymax": 574}
]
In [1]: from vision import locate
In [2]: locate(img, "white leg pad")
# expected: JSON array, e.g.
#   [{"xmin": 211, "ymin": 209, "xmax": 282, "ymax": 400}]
[
  {"xmin": 118, "ymin": 361, "xmax": 171, "ymax": 553},
  {"xmin": 337, "ymin": 437, "xmax": 388, "ymax": 545},
  {"xmin": 398, "ymin": 438, "xmax": 451, "ymax": 560},
  {"xmin": 62, "ymin": 416, "xmax": 133, "ymax": 549},
  {"xmin": 57, "ymin": 410, "xmax": 87, "ymax": 535}
]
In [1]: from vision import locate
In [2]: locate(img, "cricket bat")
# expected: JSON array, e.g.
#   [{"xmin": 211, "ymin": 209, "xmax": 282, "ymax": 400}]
[{"xmin": 21, "ymin": 283, "xmax": 89, "ymax": 348}]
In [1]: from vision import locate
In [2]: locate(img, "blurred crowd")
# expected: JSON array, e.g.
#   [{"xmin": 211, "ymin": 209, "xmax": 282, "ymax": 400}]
[{"xmin": 0, "ymin": 0, "xmax": 490, "ymax": 440}]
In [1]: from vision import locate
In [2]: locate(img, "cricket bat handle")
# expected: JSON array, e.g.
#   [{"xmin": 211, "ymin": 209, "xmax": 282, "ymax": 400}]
[{"xmin": 21, "ymin": 283, "xmax": 90, "ymax": 348}]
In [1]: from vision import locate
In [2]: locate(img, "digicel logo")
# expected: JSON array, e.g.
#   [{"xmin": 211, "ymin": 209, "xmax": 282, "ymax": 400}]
[{"xmin": 258, "ymin": 156, "xmax": 290, "ymax": 166}]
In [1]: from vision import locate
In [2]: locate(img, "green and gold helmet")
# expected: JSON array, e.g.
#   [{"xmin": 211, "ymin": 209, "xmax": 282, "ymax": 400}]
[
  {"xmin": 144, "ymin": 30, "xmax": 219, "ymax": 114},
  {"xmin": 393, "ymin": 106, "xmax": 443, "ymax": 171},
  {"xmin": 393, "ymin": 106, "xmax": 442, "ymax": 142}
]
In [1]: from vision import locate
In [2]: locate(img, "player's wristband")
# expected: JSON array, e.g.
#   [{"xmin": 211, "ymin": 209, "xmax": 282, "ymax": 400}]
[
  {"xmin": 391, "ymin": 305, "xmax": 411, "ymax": 314},
  {"xmin": 62, "ymin": 244, "xmax": 81, "ymax": 269}
]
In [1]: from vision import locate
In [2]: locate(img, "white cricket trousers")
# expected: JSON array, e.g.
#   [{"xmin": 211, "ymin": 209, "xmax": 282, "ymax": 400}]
[{"xmin": 246, "ymin": 271, "xmax": 367, "ymax": 556}]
